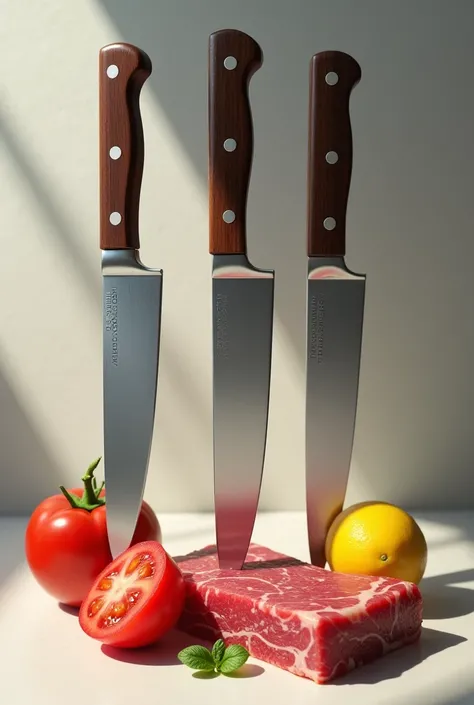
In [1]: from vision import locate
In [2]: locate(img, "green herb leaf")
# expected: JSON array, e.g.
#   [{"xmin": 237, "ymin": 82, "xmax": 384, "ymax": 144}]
[
  {"xmin": 177, "ymin": 645, "xmax": 216, "ymax": 671},
  {"xmin": 219, "ymin": 644, "xmax": 250, "ymax": 674},
  {"xmin": 211, "ymin": 639, "xmax": 226, "ymax": 666}
]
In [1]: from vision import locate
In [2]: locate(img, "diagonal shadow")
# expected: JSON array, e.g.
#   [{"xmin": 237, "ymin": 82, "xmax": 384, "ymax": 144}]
[
  {"xmin": 0, "ymin": 105, "xmax": 100, "ymax": 303},
  {"xmin": 335, "ymin": 627, "xmax": 466, "ymax": 686},
  {"xmin": 434, "ymin": 692, "xmax": 474, "ymax": 705},
  {"xmin": 0, "ymin": 362, "xmax": 65, "ymax": 589},
  {"xmin": 412, "ymin": 512, "xmax": 474, "ymax": 620},
  {"xmin": 0, "ymin": 106, "xmax": 211, "ymax": 498},
  {"xmin": 421, "ymin": 567, "xmax": 474, "ymax": 620},
  {"xmin": 0, "ymin": 518, "xmax": 29, "ymax": 591},
  {"xmin": 0, "ymin": 367, "xmax": 63, "ymax": 517}
]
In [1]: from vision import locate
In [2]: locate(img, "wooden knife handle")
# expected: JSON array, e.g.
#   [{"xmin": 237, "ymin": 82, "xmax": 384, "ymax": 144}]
[
  {"xmin": 307, "ymin": 51, "xmax": 361, "ymax": 257},
  {"xmin": 208, "ymin": 29, "xmax": 262, "ymax": 255},
  {"xmin": 99, "ymin": 43, "xmax": 151, "ymax": 250}
]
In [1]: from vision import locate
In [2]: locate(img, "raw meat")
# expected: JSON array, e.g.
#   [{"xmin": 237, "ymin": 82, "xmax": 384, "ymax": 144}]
[{"xmin": 174, "ymin": 543, "xmax": 423, "ymax": 684}]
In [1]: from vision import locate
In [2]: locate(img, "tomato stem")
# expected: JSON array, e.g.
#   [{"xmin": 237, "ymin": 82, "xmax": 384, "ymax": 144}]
[{"xmin": 59, "ymin": 457, "xmax": 106, "ymax": 512}]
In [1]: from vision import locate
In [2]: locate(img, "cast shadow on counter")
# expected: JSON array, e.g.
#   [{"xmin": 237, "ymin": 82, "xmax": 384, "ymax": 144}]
[
  {"xmin": 101, "ymin": 625, "xmax": 461, "ymax": 685},
  {"xmin": 420, "ymin": 568, "xmax": 474, "ymax": 620},
  {"xmin": 335, "ymin": 627, "xmax": 466, "ymax": 686},
  {"xmin": 101, "ymin": 628, "xmax": 265, "ymax": 678},
  {"xmin": 191, "ymin": 664, "xmax": 265, "ymax": 680}
]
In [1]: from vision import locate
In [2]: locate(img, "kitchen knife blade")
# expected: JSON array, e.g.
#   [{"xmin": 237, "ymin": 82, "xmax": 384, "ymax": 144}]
[
  {"xmin": 99, "ymin": 43, "xmax": 162, "ymax": 558},
  {"xmin": 305, "ymin": 51, "xmax": 365, "ymax": 567},
  {"xmin": 209, "ymin": 29, "xmax": 275, "ymax": 570}
]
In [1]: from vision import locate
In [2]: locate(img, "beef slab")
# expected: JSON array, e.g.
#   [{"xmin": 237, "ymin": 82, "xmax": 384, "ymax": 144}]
[{"xmin": 175, "ymin": 543, "xmax": 423, "ymax": 683}]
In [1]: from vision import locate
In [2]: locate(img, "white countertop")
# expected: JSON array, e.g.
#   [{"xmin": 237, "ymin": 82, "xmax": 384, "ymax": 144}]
[{"xmin": 2, "ymin": 510, "xmax": 474, "ymax": 705}]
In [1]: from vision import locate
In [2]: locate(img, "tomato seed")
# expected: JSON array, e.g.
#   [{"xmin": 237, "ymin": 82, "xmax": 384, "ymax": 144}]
[
  {"xmin": 125, "ymin": 555, "xmax": 142, "ymax": 575},
  {"xmin": 98, "ymin": 577, "xmax": 113, "ymax": 591},
  {"xmin": 127, "ymin": 590, "xmax": 141, "ymax": 605},
  {"xmin": 112, "ymin": 601, "xmax": 128, "ymax": 617},
  {"xmin": 98, "ymin": 614, "xmax": 121, "ymax": 628},
  {"xmin": 138, "ymin": 562, "xmax": 154, "ymax": 579},
  {"xmin": 88, "ymin": 597, "xmax": 105, "ymax": 617}
]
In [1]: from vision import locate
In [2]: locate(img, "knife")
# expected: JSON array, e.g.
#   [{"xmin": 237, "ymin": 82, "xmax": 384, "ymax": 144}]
[
  {"xmin": 99, "ymin": 43, "xmax": 162, "ymax": 558},
  {"xmin": 209, "ymin": 29, "xmax": 275, "ymax": 570},
  {"xmin": 305, "ymin": 51, "xmax": 365, "ymax": 567}
]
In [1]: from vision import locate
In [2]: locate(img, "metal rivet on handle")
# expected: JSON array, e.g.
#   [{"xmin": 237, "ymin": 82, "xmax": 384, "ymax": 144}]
[
  {"xmin": 109, "ymin": 146, "xmax": 122, "ymax": 160},
  {"xmin": 323, "ymin": 217, "xmax": 336, "ymax": 230},
  {"xmin": 106, "ymin": 64, "xmax": 119, "ymax": 79},
  {"xmin": 325, "ymin": 71, "xmax": 338, "ymax": 85},
  {"xmin": 223, "ymin": 138, "xmax": 237, "ymax": 152},
  {"xmin": 109, "ymin": 212, "xmax": 122, "ymax": 226},
  {"xmin": 223, "ymin": 210, "xmax": 236, "ymax": 223},
  {"xmin": 224, "ymin": 56, "xmax": 237, "ymax": 70},
  {"xmin": 326, "ymin": 151, "xmax": 338, "ymax": 164}
]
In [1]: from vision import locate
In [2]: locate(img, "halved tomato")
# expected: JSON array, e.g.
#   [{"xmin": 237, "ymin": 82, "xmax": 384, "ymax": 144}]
[{"xmin": 79, "ymin": 541, "xmax": 186, "ymax": 648}]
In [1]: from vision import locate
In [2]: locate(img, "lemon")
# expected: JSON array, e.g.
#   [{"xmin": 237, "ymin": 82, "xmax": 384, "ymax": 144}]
[{"xmin": 325, "ymin": 501, "xmax": 428, "ymax": 584}]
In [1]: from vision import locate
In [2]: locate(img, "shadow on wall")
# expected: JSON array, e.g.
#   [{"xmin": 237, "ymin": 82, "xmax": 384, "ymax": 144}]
[
  {"xmin": 435, "ymin": 692, "xmax": 474, "ymax": 705},
  {"xmin": 0, "ymin": 518, "xmax": 29, "ymax": 589},
  {"xmin": 0, "ymin": 106, "xmax": 100, "ymax": 303},
  {"xmin": 0, "ymin": 367, "xmax": 62, "ymax": 515},
  {"xmin": 0, "ymin": 103, "xmax": 212, "ymax": 510},
  {"xmin": 0, "ymin": 109, "xmax": 81, "ymax": 515},
  {"xmin": 93, "ymin": 0, "xmax": 474, "ymax": 508}
]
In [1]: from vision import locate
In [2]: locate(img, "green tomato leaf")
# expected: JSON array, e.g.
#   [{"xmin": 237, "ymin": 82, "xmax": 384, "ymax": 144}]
[
  {"xmin": 211, "ymin": 639, "xmax": 226, "ymax": 666},
  {"xmin": 177, "ymin": 645, "xmax": 216, "ymax": 671},
  {"xmin": 219, "ymin": 644, "xmax": 250, "ymax": 674}
]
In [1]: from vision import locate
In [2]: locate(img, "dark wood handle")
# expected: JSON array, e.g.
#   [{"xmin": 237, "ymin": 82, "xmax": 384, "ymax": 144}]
[
  {"xmin": 307, "ymin": 51, "xmax": 361, "ymax": 257},
  {"xmin": 208, "ymin": 29, "xmax": 262, "ymax": 255},
  {"xmin": 99, "ymin": 43, "xmax": 151, "ymax": 250}
]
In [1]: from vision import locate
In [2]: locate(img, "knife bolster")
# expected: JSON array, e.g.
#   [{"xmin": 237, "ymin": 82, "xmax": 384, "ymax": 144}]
[{"xmin": 101, "ymin": 249, "xmax": 162, "ymax": 277}]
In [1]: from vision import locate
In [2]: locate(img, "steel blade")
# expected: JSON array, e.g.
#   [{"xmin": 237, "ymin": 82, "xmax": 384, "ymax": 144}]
[
  {"xmin": 213, "ymin": 254, "xmax": 274, "ymax": 570},
  {"xmin": 306, "ymin": 257, "xmax": 365, "ymax": 567},
  {"xmin": 103, "ymin": 250, "xmax": 162, "ymax": 558}
]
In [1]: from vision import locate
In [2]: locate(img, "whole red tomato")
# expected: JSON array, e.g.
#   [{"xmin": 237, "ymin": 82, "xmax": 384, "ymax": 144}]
[{"xmin": 25, "ymin": 457, "xmax": 161, "ymax": 607}]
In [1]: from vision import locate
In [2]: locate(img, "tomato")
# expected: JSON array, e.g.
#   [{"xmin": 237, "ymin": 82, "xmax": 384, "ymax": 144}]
[
  {"xmin": 25, "ymin": 457, "xmax": 161, "ymax": 607},
  {"xmin": 79, "ymin": 540, "xmax": 185, "ymax": 648}
]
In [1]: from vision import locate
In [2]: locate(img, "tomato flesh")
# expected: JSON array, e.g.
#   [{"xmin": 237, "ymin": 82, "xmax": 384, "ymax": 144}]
[
  {"xmin": 88, "ymin": 552, "xmax": 156, "ymax": 628},
  {"xmin": 79, "ymin": 541, "xmax": 186, "ymax": 648}
]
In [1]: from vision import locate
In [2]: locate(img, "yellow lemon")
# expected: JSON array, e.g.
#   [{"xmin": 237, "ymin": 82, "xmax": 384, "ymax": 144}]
[{"xmin": 325, "ymin": 501, "xmax": 428, "ymax": 584}]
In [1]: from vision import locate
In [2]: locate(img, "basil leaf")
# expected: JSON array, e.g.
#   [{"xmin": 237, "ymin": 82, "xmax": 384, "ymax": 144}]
[
  {"xmin": 177, "ymin": 645, "xmax": 216, "ymax": 671},
  {"xmin": 211, "ymin": 639, "xmax": 226, "ymax": 666},
  {"xmin": 219, "ymin": 644, "xmax": 250, "ymax": 674}
]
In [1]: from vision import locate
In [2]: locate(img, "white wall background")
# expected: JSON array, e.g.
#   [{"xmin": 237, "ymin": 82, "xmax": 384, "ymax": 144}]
[{"xmin": 1, "ymin": 0, "xmax": 474, "ymax": 515}]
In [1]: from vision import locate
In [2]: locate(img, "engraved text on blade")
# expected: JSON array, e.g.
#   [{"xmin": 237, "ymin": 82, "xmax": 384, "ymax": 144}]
[
  {"xmin": 309, "ymin": 294, "xmax": 324, "ymax": 364},
  {"xmin": 105, "ymin": 287, "xmax": 119, "ymax": 367},
  {"xmin": 216, "ymin": 293, "xmax": 229, "ymax": 359}
]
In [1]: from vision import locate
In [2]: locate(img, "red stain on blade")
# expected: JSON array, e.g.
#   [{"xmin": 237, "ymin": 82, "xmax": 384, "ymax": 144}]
[{"xmin": 311, "ymin": 266, "xmax": 353, "ymax": 280}]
